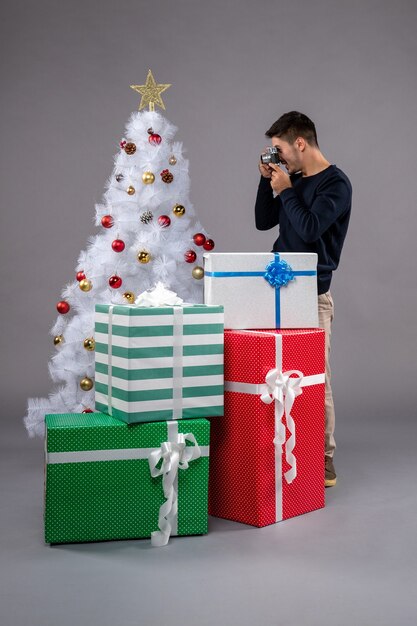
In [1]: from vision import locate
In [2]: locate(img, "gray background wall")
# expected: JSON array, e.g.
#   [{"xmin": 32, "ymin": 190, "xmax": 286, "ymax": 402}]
[
  {"xmin": 2, "ymin": 0, "xmax": 416, "ymax": 421},
  {"xmin": 1, "ymin": 2, "xmax": 417, "ymax": 625}
]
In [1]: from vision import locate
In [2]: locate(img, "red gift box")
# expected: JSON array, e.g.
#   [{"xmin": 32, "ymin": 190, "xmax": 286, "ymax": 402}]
[{"xmin": 209, "ymin": 328, "xmax": 325, "ymax": 527}]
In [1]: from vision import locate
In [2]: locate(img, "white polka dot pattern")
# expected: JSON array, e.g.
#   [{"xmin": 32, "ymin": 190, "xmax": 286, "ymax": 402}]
[
  {"xmin": 44, "ymin": 415, "xmax": 210, "ymax": 543},
  {"xmin": 209, "ymin": 329, "xmax": 325, "ymax": 527}
]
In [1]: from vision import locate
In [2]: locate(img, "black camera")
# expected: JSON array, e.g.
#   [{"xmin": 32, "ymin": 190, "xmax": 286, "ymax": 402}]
[{"xmin": 260, "ymin": 146, "xmax": 281, "ymax": 165}]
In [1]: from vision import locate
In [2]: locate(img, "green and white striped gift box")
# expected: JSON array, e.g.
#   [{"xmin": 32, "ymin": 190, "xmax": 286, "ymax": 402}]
[{"xmin": 94, "ymin": 303, "xmax": 224, "ymax": 424}]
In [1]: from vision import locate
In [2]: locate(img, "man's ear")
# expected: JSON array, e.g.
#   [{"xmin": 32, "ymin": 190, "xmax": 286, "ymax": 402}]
[{"xmin": 296, "ymin": 137, "xmax": 306, "ymax": 151}]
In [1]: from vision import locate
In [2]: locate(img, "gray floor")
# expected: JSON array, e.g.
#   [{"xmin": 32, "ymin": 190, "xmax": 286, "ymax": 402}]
[{"xmin": 1, "ymin": 408, "xmax": 416, "ymax": 626}]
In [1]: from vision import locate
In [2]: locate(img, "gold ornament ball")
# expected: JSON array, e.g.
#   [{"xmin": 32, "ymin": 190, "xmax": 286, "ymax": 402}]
[
  {"xmin": 83, "ymin": 337, "xmax": 96, "ymax": 351},
  {"xmin": 169, "ymin": 156, "xmax": 177, "ymax": 166},
  {"xmin": 137, "ymin": 250, "xmax": 151, "ymax": 264},
  {"xmin": 123, "ymin": 291, "xmax": 135, "ymax": 303},
  {"xmin": 80, "ymin": 377, "xmax": 94, "ymax": 391},
  {"xmin": 142, "ymin": 171, "xmax": 155, "ymax": 185},
  {"xmin": 53, "ymin": 334, "xmax": 63, "ymax": 346},
  {"xmin": 192, "ymin": 266, "xmax": 204, "ymax": 280},
  {"xmin": 172, "ymin": 203, "xmax": 186, "ymax": 217},
  {"xmin": 79, "ymin": 278, "xmax": 93, "ymax": 292},
  {"xmin": 127, "ymin": 185, "xmax": 136, "ymax": 195}
]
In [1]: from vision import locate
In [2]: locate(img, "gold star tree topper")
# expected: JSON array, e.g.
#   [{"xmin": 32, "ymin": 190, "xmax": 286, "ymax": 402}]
[{"xmin": 130, "ymin": 70, "xmax": 171, "ymax": 111}]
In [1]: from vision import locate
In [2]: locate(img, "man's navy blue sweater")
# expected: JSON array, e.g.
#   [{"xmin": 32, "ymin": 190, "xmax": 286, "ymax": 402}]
[{"xmin": 255, "ymin": 164, "xmax": 352, "ymax": 295}]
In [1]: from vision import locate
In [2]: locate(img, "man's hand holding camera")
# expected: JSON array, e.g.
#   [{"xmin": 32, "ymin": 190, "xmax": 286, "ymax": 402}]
[
  {"xmin": 259, "ymin": 162, "xmax": 272, "ymax": 179},
  {"xmin": 259, "ymin": 146, "xmax": 292, "ymax": 195},
  {"xmin": 259, "ymin": 147, "xmax": 273, "ymax": 179},
  {"xmin": 268, "ymin": 162, "xmax": 292, "ymax": 195}
]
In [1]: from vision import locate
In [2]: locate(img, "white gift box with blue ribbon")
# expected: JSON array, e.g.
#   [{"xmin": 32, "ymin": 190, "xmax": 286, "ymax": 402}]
[{"xmin": 203, "ymin": 252, "xmax": 318, "ymax": 329}]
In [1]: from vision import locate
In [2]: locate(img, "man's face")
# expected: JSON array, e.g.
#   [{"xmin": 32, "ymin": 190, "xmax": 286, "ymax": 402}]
[{"xmin": 271, "ymin": 137, "xmax": 302, "ymax": 175}]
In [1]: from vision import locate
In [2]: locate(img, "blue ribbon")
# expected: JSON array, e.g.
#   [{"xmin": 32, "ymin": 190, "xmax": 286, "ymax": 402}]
[
  {"xmin": 264, "ymin": 256, "xmax": 296, "ymax": 288},
  {"xmin": 205, "ymin": 253, "xmax": 316, "ymax": 327}
]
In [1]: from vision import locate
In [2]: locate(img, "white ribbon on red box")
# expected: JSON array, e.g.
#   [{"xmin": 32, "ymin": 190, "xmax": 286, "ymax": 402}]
[{"xmin": 224, "ymin": 331, "xmax": 325, "ymax": 522}]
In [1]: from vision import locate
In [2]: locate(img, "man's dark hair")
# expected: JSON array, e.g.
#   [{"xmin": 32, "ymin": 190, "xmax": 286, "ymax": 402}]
[{"xmin": 266, "ymin": 111, "xmax": 318, "ymax": 147}]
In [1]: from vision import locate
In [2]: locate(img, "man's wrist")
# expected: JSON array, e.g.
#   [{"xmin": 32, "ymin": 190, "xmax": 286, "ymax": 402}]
[{"xmin": 278, "ymin": 186, "xmax": 294, "ymax": 199}]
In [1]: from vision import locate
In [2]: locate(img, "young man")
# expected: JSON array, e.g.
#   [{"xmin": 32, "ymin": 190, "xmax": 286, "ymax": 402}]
[{"xmin": 255, "ymin": 111, "xmax": 352, "ymax": 487}]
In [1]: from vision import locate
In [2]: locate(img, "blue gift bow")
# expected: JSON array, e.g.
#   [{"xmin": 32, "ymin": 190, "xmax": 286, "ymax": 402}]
[{"xmin": 205, "ymin": 253, "xmax": 316, "ymax": 326}]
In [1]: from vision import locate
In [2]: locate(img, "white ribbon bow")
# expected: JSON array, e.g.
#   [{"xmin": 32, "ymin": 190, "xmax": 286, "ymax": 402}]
[
  {"xmin": 260, "ymin": 369, "xmax": 304, "ymax": 484},
  {"xmin": 148, "ymin": 432, "xmax": 201, "ymax": 547},
  {"xmin": 135, "ymin": 281, "xmax": 184, "ymax": 307}
]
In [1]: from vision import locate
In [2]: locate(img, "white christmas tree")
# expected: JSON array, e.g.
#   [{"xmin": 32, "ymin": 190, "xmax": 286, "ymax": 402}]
[{"xmin": 25, "ymin": 70, "xmax": 215, "ymax": 437}]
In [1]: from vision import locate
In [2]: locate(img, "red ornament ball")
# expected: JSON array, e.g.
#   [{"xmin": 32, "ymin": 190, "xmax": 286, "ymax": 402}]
[
  {"xmin": 203, "ymin": 238, "xmax": 215, "ymax": 251},
  {"xmin": 158, "ymin": 215, "xmax": 171, "ymax": 228},
  {"xmin": 184, "ymin": 250, "xmax": 197, "ymax": 263},
  {"xmin": 120, "ymin": 139, "xmax": 127, "ymax": 149},
  {"xmin": 112, "ymin": 239, "xmax": 125, "ymax": 253},
  {"xmin": 101, "ymin": 215, "xmax": 114, "ymax": 229},
  {"xmin": 149, "ymin": 133, "xmax": 162, "ymax": 146},
  {"xmin": 193, "ymin": 233, "xmax": 206, "ymax": 246},
  {"xmin": 82, "ymin": 408, "xmax": 94, "ymax": 413},
  {"xmin": 76, "ymin": 270, "xmax": 86, "ymax": 282},
  {"xmin": 56, "ymin": 300, "xmax": 70, "ymax": 314},
  {"xmin": 109, "ymin": 275, "xmax": 122, "ymax": 289}
]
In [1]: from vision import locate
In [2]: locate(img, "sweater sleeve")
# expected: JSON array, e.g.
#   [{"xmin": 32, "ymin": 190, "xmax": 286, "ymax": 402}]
[
  {"xmin": 279, "ymin": 178, "xmax": 350, "ymax": 243},
  {"xmin": 254, "ymin": 176, "xmax": 282, "ymax": 230}
]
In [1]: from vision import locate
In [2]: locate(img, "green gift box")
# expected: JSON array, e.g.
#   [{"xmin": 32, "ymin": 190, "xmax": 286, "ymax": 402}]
[
  {"xmin": 94, "ymin": 303, "xmax": 224, "ymax": 424},
  {"xmin": 44, "ymin": 413, "xmax": 210, "ymax": 546}
]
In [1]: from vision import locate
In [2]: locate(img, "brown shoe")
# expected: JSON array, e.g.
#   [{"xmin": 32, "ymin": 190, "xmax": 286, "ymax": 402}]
[{"xmin": 325, "ymin": 455, "xmax": 337, "ymax": 487}]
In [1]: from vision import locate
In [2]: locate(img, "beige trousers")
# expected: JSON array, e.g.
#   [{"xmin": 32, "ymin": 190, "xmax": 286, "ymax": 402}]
[{"xmin": 318, "ymin": 291, "xmax": 336, "ymax": 458}]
